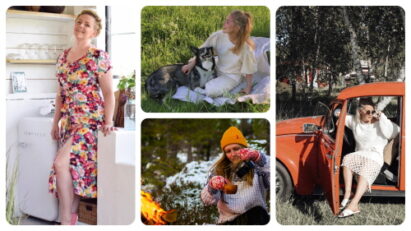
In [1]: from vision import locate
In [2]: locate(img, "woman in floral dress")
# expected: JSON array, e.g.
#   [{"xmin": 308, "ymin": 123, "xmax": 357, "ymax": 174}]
[{"xmin": 48, "ymin": 10, "xmax": 115, "ymax": 225}]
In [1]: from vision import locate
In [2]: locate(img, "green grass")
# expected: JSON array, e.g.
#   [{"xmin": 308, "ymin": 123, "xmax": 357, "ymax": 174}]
[
  {"xmin": 276, "ymin": 196, "xmax": 404, "ymax": 225},
  {"xmin": 141, "ymin": 6, "xmax": 270, "ymax": 112},
  {"xmin": 141, "ymin": 93, "xmax": 270, "ymax": 112}
]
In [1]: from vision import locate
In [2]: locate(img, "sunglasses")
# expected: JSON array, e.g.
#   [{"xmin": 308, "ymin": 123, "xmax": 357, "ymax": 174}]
[{"xmin": 363, "ymin": 109, "xmax": 376, "ymax": 115}]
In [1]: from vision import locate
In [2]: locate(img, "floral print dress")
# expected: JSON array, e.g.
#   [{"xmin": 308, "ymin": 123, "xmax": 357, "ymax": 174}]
[{"xmin": 48, "ymin": 47, "xmax": 112, "ymax": 198}]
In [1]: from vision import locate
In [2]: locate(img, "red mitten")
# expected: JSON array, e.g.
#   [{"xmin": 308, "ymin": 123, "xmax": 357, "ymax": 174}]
[
  {"xmin": 208, "ymin": 176, "xmax": 228, "ymax": 191},
  {"xmin": 238, "ymin": 148, "xmax": 260, "ymax": 162}
]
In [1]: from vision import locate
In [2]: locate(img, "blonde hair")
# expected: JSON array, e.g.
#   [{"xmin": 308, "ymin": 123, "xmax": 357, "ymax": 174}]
[
  {"xmin": 211, "ymin": 144, "xmax": 254, "ymax": 186},
  {"xmin": 229, "ymin": 10, "xmax": 255, "ymax": 55},
  {"xmin": 76, "ymin": 10, "xmax": 102, "ymax": 36}
]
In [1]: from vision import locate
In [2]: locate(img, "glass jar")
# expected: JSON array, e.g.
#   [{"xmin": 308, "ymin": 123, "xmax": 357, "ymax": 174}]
[
  {"xmin": 39, "ymin": 44, "xmax": 49, "ymax": 60},
  {"xmin": 124, "ymin": 98, "xmax": 135, "ymax": 130}
]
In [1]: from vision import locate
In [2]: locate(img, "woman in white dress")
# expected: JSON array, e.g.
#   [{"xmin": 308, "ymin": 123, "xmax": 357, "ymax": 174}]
[
  {"xmin": 339, "ymin": 98, "xmax": 400, "ymax": 218},
  {"xmin": 182, "ymin": 10, "xmax": 257, "ymax": 97}
]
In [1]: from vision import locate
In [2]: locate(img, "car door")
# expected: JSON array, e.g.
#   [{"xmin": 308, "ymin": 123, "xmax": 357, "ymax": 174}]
[{"xmin": 316, "ymin": 102, "xmax": 346, "ymax": 215}]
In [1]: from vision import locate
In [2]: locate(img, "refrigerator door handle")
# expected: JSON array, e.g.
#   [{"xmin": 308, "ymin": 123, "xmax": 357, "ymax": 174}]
[{"xmin": 18, "ymin": 142, "xmax": 28, "ymax": 148}]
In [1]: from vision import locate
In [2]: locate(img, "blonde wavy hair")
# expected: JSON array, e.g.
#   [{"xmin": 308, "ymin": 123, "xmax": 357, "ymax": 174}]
[
  {"xmin": 76, "ymin": 10, "xmax": 102, "ymax": 36},
  {"xmin": 211, "ymin": 144, "xmax": 254, "ymax": 186},
  {"xmin": 229, "ymin": 10, "xmax": 255, "ymax": 55}
]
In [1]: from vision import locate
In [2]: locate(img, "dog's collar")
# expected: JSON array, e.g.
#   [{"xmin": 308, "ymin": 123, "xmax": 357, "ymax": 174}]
[
  {"xmin": 197, "ymin": 60, "xmax": 214, "ymax": 72},
  {"xmin": 196, "ymin": 65, "xmax": 209, "ymax": 71}
]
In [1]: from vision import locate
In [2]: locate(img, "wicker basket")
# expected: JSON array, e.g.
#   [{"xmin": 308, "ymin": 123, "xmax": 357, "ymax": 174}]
[{"xmin": 78, "ymin": 199, "xmax": 97, "ymax": 225}]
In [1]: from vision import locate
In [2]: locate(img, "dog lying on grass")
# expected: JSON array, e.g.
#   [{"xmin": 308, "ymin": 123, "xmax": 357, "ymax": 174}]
[{"xmin": 145, "ymin": 46, "xmax": 216, "ymax": 101}]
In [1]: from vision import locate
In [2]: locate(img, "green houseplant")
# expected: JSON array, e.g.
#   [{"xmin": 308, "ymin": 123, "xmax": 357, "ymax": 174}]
[{"xmin": 115, "ymin": 72, "xmax": 135, "ymax": 127}]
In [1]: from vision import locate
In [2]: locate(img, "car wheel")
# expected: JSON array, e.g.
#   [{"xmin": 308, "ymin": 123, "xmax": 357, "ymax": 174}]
[{"xmin": 276, "ymin": 160, "xmax": 293, "ymax": 200}]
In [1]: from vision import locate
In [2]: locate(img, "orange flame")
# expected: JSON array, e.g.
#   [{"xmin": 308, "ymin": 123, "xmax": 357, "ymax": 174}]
[{"xmin": 141, "ymin": 191, "xmax": 177, "ymax": 225}]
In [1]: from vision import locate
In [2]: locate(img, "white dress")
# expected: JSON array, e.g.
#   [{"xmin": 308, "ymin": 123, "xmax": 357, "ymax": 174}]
[
  {"xmin": 200, "ymin": 30, "xmax": 257, "ymax": 97},
  {"xmin": 341, "ymin": 113, "xmax": 400, "ymax": 189}
]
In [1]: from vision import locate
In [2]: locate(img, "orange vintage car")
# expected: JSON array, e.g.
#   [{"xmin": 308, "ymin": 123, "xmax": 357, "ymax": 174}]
[{"xmin": 276, "ymin": 82, "xmax": 405, "ymax": 215}]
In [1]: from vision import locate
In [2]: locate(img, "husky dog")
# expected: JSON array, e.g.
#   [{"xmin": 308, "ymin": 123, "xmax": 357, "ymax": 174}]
[{"xmin": 145, "ymin": 46, "xmax": 216, "ymax": 101}]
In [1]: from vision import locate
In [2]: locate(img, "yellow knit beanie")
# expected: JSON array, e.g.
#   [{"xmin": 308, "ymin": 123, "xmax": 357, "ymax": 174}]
[{"xmin": 220, "ymin": 126, "xmax": 248, "ymax": 150}]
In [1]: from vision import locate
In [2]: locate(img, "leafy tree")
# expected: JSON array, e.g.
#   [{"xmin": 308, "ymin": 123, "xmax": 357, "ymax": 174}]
[{"xmin": 276, "ymin": 6, "xmax": 404, "ymax": 115}]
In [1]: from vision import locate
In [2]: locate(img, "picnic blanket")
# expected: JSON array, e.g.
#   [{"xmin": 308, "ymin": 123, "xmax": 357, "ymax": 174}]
[{"xmin": 172, "ymin": 37, "xmax": 270, "ymax": 106}]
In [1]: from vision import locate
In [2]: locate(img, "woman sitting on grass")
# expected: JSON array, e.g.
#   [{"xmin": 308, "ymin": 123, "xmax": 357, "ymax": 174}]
[
  {"xmin": 182, "ymin": 10, "xmax": 257, "ymax": 97},
  {"xmin": 200, "ymin": 126, "xmax": 270, "ymax": 225},
  {"xmin": 339, "ymin": 98, "xmax": 400, "ymax": 218}
]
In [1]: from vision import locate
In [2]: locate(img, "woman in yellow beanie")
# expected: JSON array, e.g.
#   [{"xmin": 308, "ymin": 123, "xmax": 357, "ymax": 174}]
[{"xmin": 201, "ymin": 126, "xmax": 270, "ymax": 225}]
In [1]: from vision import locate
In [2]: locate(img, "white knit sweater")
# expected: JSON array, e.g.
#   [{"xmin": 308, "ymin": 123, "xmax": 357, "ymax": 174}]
[
  {"xmin": 346, "ymin": 113, "xmax": 400, "ymax": 166},
  {"xmin": 200, "ymin": 153, "xmax": 270, "ymax": 224}
]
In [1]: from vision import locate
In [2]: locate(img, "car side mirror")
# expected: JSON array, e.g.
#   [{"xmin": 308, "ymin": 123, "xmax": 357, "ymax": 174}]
[
  {"xmin": 334, "ymin": 108, "xmax": 341, "ymax": 118},
  {"xmin": 303, "ymin": 123, "xmax": 319, "ymax": 133}
]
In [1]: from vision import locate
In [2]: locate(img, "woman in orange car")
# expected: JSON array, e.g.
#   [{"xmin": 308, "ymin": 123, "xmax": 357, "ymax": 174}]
[{"xmin": 339, "ymin": 98, "xmax": 400, "ymax": 218}]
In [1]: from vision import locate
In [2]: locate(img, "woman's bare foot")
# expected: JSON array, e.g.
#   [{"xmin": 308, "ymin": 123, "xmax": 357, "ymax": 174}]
[{"xmin": 345, "ymin": 202, "xmax": 360, "ymax": 213}]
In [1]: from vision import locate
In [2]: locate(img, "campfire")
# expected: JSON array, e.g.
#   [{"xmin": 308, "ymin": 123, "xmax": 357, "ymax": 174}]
[{"xmin": 141, "ymin": 191, "xmax": 177, "ymax": 225}]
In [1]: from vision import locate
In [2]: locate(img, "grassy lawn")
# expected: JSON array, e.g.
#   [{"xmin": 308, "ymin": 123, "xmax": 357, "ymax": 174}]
[
  {"xmin": 141, "ymin": 6, "xmax": 270, "ymax": 112},
  {"xmin": 276, "ymin": 195, "xmax": 405, "ymax": 225},
  {"xmin": 141, "ymin": 93, "xmax": 270, "ymax": 113}
]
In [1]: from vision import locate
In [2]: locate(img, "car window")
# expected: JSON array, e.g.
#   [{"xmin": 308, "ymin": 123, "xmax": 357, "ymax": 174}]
[
  {"xmin": 323, "ymin": 103, "xmax": 342, "ymax": 140},
  {"xmin": 380, "ymin": 97, "xmax": 399, "ymax": 120},
  {"xmin": 313, "ymin": 101, "xmax": 331, "ymax": 117}
]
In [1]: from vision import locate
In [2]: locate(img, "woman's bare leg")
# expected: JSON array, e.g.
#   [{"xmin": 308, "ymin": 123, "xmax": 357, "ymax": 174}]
[
  {"xmin": 54, "ymin": 137, "xmax": 74, "ymax": 225},
  {"xmin": 71, "ymin": 195, "xmax": 80, "ymax": 214},
  {"xmin": 342, "ymin": 166, "xmax": 353, "ymax": 201},
  {"xmin": 346, "ymin": 175, "xmax": 368, "ymax": 212}
]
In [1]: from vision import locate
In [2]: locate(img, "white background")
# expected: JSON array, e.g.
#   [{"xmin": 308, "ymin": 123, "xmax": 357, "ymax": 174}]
[{"xmin": 0, "ymin": 0, "xmax": 409, "ymax": 230}]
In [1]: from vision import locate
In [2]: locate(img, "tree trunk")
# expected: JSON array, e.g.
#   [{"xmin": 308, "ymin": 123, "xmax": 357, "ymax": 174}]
[
  {"xmin": 302, "ymin": 61, "xmax": 306, "ymax": 97},
  {"xmin": 291, "ymin": 79, "xmax": 297, "ymax": 102},
  {"xmin": 240, "ymin": 120, "xmax": 252, "ymax": 138},
  {"xmin": 342, "ymin": 7, "xmax": 366, "ymax": 84},
  {"xmin": 311, "ymin": 7, "xmax": 320, "ymax": 94},
  {"xmin": 384, "ymin": 41, "xmax": 391, "ymax": 80},
  {"xmin": 167, "ymin": 135, "xmax": 179, "ymax": 160},
  {"xmin": 327, "ymin": 72, "xmax": 333, "ymax": 96},
  {"xmin": 204, "ymin": 143, "xmax": 211, "ymax": 161},
  {"xmin": 187, "ymin": 142, "xmax": 193, "ymax": 162}
]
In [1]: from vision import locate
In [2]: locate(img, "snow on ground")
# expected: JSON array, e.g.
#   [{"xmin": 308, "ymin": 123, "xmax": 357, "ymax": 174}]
[
  {"xmin": 177, "ymin": 152, "xmax": 188, "ymax": 163},
  {"xmin": 250, "ymin": 139, "xmax": 267, "ymax": 145},
  {"xmin": 165, "ymin": 156, "xmax": 217, "ymax": 208},
  {"xmin": 164, "ymin": 141, "xmax": 267, "ymax": 208},
  {"xmin": 166, "ymin": 157, "xmax": 215, "ymax": 187}
]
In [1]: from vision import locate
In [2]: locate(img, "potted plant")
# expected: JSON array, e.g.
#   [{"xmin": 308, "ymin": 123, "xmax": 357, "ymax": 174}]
[{"xmin": 115, "ymin": 72, "xmax": 135, "ymax": 127}]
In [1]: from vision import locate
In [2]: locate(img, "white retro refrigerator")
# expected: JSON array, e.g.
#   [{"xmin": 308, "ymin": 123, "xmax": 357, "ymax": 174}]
[{"xmin": 17, "ymin": 117, "xmax": 59, "ymax": 221}]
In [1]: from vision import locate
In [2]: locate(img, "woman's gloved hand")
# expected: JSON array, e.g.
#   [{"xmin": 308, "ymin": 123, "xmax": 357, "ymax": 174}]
[
  {"xmin": 238, "ymin": 148, "xmax": 260, "ymax": 162},
  {"xmin": 208, "ymin": 176, "xmax": 229, "ymax": 191}
]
